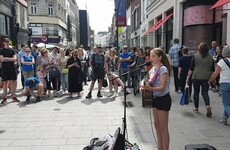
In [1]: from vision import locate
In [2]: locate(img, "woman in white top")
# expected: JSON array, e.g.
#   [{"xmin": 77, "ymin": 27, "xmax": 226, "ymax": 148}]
[
  {"xmin": 209, "ymin": 45, "xmax": 230, "ymax": 125},
  {"xmin": 58, "ymin": 48, "xmax": 69, "ymax": 93}
]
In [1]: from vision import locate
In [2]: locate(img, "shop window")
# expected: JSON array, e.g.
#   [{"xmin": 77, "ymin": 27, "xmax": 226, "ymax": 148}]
[
  {"xmin": 6, "ymin": 17, "xmax": 10, "ymax": 37},
  {"xmin": 48, "ymin": 4, "xmax": 54, "ymax": 16}
]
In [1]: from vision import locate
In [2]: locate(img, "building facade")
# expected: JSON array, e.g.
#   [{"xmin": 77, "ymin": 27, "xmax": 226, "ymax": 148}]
[
  {"xmin": 16, "ymin": 0, "xmax": 30, "ymax": 47},
  {"xmin": 142, "ymin": 0, "xmax": 230, "ymax": 52},
  {"xmin": 0, "ymin": 0, "xmax": 16, "ymax": 48},
  {"xmin": 28, "ymin": 0, "xmax": 67, "ymax": 45}
]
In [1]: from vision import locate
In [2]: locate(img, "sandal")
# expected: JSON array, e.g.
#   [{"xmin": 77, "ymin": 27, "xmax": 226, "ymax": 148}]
[
  {"xmin": 12, "ymin": 97, "xmax": 20, "ymax": 102},
  {"xmin": 1, "ymin": 98, "xmax": 7, "ymax": 104}
]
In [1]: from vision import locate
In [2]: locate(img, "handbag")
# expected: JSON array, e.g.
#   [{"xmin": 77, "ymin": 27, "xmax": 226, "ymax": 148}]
[
  {"xmin": 61, "ymin": 68, "xmax": 68, "ymax": 74},
  {"xmin": 180, "ymin": 83, "xmax": 189, "ymax": 106},
  {"xmin": 49, "ymin": 67, "xmax": 61, "ymax": 79}
]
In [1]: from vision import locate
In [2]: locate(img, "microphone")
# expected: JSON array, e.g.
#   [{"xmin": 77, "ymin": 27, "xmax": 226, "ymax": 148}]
[{"xmin": 136, "ymin": 61, "xmax": 152, "ymax": 68}]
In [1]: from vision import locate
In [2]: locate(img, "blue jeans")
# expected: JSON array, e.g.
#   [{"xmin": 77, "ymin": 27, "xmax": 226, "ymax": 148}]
[
  {"xmin": 220, "ymin": 83, "xmax": 230, "ymax": 119},
  {"xmin": 60, "ymin": 73, "xmax": 68, "ymax": 92}
]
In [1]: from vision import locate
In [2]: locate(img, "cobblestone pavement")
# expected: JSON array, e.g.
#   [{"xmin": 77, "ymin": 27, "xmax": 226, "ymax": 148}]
[{"xmin": 0, "ymin": 78, "xmax": 230, "ymax": 150}]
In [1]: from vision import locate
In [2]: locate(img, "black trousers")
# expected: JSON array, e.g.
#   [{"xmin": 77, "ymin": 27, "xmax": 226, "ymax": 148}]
[
  {"xmin": 172, "ymin": 66, "xmax": 180, "ymax": 91},
  {"xmin": 193, "ymin": 79, "xmax": 210, "ymax": 108}
]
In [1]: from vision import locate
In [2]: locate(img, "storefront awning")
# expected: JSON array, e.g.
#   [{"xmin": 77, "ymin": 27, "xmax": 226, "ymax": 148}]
[
  {"xmin": 210, "ymin": 0, "xmax": 230, "ymax": 10},
  {"xmin": 144, "ymin": 20, "xmax": 162, "ymax": 35},
  {"xmin": 154, "ymin": 13, "xmax": 173, "ymax": 31}
]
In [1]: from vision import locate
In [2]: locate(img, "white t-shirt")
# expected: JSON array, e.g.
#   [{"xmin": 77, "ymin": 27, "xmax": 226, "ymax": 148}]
[{"xmin": 217, "ymin": 58, "xmax": 230, "ymax": 83}]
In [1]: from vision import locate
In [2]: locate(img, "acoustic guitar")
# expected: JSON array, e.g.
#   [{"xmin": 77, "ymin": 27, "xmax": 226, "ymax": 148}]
[{"xmin": 141, "ymin": 75, "xmax": 153, "ymax": 108}]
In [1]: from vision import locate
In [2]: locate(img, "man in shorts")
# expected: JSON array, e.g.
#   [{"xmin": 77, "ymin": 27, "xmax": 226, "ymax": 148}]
[
  {"xmin": 86, "ymin": 44, "xmax": 105, "ymax": 98},
  {"xmin": 24, "ymin": 77, "xmax": 43, "ymax": 102},
  {"xmin": 0, "ymin": 38, "xmax": 20, "ymax": 104}
]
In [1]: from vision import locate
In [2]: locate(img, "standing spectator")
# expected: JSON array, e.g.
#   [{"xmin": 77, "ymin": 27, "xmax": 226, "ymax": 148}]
[
  {"xmin": 50, "ymin": 47, "xmax": 61, "ymax": 91},
  {"xmin": 178, "ymin": 47, "xmax": 193, "ymax": 101},
  {"xmin": 105, "ymin": 48, "xmax": 119, "ymax": 97},
  {"xmin": 0, "ymin": 38, "xmax": 20, "ymax": 104},
  {"xmin": 30, "ymin": 44, "xmax": 39, "ymax": 75},
  {"xmin": 58, "ymin": 48, "xmax": 69, "ymax": 93},
  {"xmin": 40, "ymin": 48, "xmax": 55, "ymax": 97},
  {"xmin": 17, "ymin": 43, "xmax": 27, "ymax": 88},
  {"xmin": 118, "ymin": 45, "xmax": 131, "ymax": 86},
  {"xmin": 168, "ymin": 38, "xmax": 181, "ymax": 92},
  {"xmin": 21, "ymin": 46, "xmax": 35, "ymax": 80},
  {"xmin": 67, "ymin": 49, "xmax": 82, "ymax": 98},
  {"xmin": 86, "ymin": 45, "xmax": 105, "ymax": 98},
  {"xmin": 186, "ymin": 42, "xmax": 215, "ymax": 117},
  {"xmin": 36, "ymin": 65, "xmax": 46, "ymax": 95},
  {"xmin": 209, "ymin": 45, "xmax": 230, "ymax": 125},
  {"xmin": 78, "ymin": 48, "xmax": 87, "ymax": 85},
  {"xmin": 140, "ymin": 48, "xmax": 171, "ymax": 150},
  {"xmin": 209, "ymin": 41, "xmax": 217, "ymax": 57}
]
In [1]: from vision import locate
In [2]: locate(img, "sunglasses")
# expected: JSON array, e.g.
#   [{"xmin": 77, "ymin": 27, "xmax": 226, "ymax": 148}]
[{"xmin": 26, "ymin": 51, "xmax": 30, "ymax": 53}]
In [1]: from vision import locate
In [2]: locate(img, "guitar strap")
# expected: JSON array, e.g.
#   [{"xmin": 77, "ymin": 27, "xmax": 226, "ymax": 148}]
[{"xmin": 150, "ymin": 65, "xmax": 162, "ymax": 85}]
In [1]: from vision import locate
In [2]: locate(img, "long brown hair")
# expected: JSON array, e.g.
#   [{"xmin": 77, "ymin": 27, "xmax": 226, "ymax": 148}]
[
  {"xmin": 198, "ymin": 42, "xmax": 209, "ymax": 58},
  {"xmin": 153, "ymin": 48, "xmax": 171, "ymax": 76}
]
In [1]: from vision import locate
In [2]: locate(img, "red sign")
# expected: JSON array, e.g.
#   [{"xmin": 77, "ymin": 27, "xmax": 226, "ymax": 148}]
[{"xmin": 42, "ymin": 36, "xmax": 47, "ymax": 43}]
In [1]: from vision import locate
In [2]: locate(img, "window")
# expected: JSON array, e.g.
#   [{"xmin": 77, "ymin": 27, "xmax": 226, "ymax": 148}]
[
  {"xmin": 48, "ymin": 4, "xmax": 54, "ymax": 16},
  {"xmin": 134, "ymin": 10, "xmax": 138, "ymax": 29},
  {"xmin": 0, "ymin": 14, "xmax": 6, "ymax": 34},
  {"xmin": 7, "ymin": 17, "xmax": 10, "ymax": 37},
  {"xmin": 31, "ymin": 3, "xmax": 37, "ymax": 14}
]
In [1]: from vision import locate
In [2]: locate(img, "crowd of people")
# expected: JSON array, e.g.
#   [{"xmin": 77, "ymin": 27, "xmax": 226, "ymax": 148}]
[{"xmin": 0, "ymin": 37, "xmax": 230, "ymax": 150}]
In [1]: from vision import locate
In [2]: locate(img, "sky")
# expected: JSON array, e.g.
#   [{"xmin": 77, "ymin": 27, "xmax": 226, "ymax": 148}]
[{"xmin": 77, "ymin": 0, "xmax": 115, "ymax": 34}]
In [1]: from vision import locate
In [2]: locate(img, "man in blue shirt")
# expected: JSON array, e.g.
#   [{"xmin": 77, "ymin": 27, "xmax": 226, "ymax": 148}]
[
  {"xmin": 169, "ymin": 38, "xmax": 181, "ymax": 92},
  {"xmin": 208, "ymin": 41, "xmax": 217, "ymax": 57},
  {"xmin": 24, "ymin": 77, "xmax": 43, "ymax": 102},
  {"xmin": 17, "ymin": 43, "xmax": 27, "ymax": 88},
  {"xmin": 119, "ymin": 45, "xmax": 131, "ymax": 86}
]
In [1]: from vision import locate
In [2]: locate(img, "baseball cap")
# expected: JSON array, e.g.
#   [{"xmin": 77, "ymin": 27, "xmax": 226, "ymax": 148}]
[
  {"xmin": 123, "ymin": 45, "xmax": 128, "ymax": 48},
  {"xmin": 3, "ymin": 38, "xmax": 10, "ymax": 42}
]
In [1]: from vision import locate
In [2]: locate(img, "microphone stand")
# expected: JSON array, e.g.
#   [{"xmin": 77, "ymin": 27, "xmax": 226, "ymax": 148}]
[{"xmin": 110, "ymin": 66, "xmax": 144, "ymax": 149}]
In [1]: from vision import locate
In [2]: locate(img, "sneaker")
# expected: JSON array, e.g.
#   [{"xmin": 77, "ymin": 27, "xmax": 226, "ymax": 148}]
[
  {"xmin": 219, "ymin": 119, "xmax": 227, "ymax": 125},
  {"xmin": 114, "ymin": 93, "xmax": 119, "ymax": 97},
  {"xmin": 86, "ymin": 92, "xmax": 92, "ymax": 99},
  {"xmin": 12, "ymin": 97, "xmax": 20, "ymax": 102},
  {"xmin": 1, "ymin": 98, "xmax": 7, "ymax": 104},
  {"xmin": 97, "ymin": 91, "xmax": 102, "ymax": 97},
  {"xmin": 26, "ymin": 95, "xmax": 31, "ymax": 102},
  {"xmin": 36, "ymin": 96, "xmax": 41, "ymax": 102},
  {"xmin": 206, "ymin": 107, "xmax": 212, "ymax": 117}
]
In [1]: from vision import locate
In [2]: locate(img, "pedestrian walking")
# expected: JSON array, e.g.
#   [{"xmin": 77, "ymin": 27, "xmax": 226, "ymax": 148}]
[
  {"xmin": 168, "ymin": 38, "xmax": 181, "ymax": 93},
  {"xmin": 186, "ymin": 42, "xmax": 215, "ymax": 117},
  {"xmin": 209, "ymin": 45, "xmax": 230, "ymax": 125}
]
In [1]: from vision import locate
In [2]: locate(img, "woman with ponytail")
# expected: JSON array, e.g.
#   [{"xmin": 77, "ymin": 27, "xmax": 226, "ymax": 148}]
[{"xmin": 140, "ymin": 48, "xmax": 171, "ymax": 150}]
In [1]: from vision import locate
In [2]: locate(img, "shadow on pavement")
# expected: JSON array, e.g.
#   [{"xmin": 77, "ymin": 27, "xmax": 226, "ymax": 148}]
[{"xmin": 81, "ymin": 96, "xmax": 116, "ymax": 105}]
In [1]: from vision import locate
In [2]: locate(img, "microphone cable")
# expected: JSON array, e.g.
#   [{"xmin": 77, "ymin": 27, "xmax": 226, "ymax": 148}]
[{"xmin": 150, "ymin": 108, "xmax": 158, "ymax": 149}]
